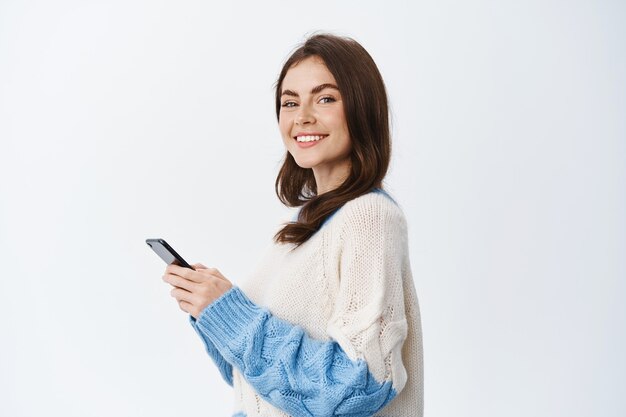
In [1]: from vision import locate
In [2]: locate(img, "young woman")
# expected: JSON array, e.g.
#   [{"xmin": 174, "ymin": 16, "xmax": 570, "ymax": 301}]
[{"xmin": 162, "ymin": 33, "xmax": 424, "ymax": 417}]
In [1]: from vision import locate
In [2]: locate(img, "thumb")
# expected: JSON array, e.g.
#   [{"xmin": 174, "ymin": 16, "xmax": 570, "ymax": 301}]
[{"xmin": 192, "ymin": 263, "xmax": 208, "ymax": 270}]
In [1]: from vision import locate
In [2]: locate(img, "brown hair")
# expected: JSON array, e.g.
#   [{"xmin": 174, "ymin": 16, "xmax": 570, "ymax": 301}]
[{"xmin": 274, "ymin": 33, "xmax": 391, "ymax": 246}]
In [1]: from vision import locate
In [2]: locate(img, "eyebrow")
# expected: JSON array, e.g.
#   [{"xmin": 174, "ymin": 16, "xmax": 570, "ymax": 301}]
[{"xmin": 281, "ymin": 83, "xmax": 339, "ymax": 97}]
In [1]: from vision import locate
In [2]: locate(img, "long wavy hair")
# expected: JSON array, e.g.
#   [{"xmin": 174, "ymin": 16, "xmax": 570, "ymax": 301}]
[{"xmin": 274, "ymin": 33, "xmax": 391, "ymax": 246}]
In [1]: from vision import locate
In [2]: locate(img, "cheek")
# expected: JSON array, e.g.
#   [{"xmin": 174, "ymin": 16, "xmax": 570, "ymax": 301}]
[
  {"xmin": 331, "ymin": 112, "xmax": 350, "ymax": 147},
  {"xmin": 278, "ymin": 117, "xmax": 292, "ymax": 141},
  {"xmin": 329, "ymin": 108, "xmax": 348, "ymax": 134},
  {"xmin": 337, "ymin": 122, "xmax": 352, "ymax": 155}
]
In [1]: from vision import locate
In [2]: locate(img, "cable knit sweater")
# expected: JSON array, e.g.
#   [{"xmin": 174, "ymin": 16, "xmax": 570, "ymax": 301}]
[{"xmin": 190, "ymin": 189, "xmax": 424, "ymax": 417}]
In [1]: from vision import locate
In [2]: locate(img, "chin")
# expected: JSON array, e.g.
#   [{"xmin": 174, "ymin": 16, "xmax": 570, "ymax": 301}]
[
  {"xmin": 287, "ymin": 151, "xmax": 317, "ymax": 169},
  {"xmin": 292, "ymin": 157, "xmax": 318, "ymax": 169}
]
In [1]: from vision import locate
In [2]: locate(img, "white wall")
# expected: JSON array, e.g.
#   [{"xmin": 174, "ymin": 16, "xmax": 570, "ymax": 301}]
[{"xmin": 1, "ymin": 1, "xmax": 624, "ymax": 416}]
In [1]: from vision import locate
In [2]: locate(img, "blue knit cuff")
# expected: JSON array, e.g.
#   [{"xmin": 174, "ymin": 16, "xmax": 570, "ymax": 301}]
[
  {"xmin": 195, "ymin": 286, "xmax": 264, "ymax": 352},
  {"xmin": 189, "ymin": 313, "xmax": 234, "ymax": 386}
]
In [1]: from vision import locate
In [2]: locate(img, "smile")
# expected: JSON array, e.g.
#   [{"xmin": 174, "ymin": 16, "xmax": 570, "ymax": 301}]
[{"xmin": 294, "ymin": 134, "xmax": 328, "ymax": 143}]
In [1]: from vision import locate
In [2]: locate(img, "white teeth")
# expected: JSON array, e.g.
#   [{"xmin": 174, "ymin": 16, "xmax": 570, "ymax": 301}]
[{"xmin": 296, "ymin": 135, "xmax": 325, "ymax": 142}]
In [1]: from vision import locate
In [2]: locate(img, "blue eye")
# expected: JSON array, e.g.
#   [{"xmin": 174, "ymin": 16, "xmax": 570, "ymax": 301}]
[
  {"xmin": 319, "ymin": 96, "xmax": 336, "ymax": 104},
  {"xmin": 282, "ymin": 101, "xmax": 297, "ymax": 108}
]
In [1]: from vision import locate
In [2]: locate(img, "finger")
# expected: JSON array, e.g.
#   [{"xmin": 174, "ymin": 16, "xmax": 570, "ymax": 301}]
[
  {"xmin": 165, "ymin": 264, "xmax": 194, "ymax": 278},
  {"xmin": 178, "ymin": 300, "xmax": 193, "ymax": 314},
  {"xmin": 166, "ymin": 264, "xmax": 203, "ymax": 282},
  {"xmin": 162, "ymin": 273, "xmax": 196, "ymax": 292},
  {"xmin": 193, "ymin": 263, "xmax": 208, "ymax": 270},
  {"xmin": 170, "ymin": 286, "xmax": 195, "ymax": 303}
]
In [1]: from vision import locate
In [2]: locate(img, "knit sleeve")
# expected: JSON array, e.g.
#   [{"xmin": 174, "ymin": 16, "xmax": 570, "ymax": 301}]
[
  {"xmin": 189, "ymin": 315, "xmax": 234, "ymax": 386},
  {"xmin": 191, "ymin": 198, "xmax": 410, "ymax": 417},
  {"xmin": 327, "ymin": 197, "xmax": 409, "ymax": 395}
]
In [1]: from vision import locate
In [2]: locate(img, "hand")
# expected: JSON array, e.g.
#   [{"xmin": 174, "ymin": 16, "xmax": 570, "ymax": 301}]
[{"xmin": 162, "ymin": 263, "xmax": 233, "ymax": 319}]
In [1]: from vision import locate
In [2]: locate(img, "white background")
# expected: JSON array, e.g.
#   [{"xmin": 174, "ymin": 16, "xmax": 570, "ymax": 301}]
[{"xmin": 1, "ymin": 1, "xmax": 624, "ymax": 416}]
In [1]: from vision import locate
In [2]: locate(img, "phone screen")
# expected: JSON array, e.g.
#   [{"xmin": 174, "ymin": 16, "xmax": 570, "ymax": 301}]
[{"xmin": 146, "ymin": 238, "xmax": 195, "ymax": 269}]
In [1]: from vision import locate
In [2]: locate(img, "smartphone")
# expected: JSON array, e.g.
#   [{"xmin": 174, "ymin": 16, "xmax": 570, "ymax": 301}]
[{"xmin": 145, "ymin": 238, "xmax": 195, "ymax": 270}]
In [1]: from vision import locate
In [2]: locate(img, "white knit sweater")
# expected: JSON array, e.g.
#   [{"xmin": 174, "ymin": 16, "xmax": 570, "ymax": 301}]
[{"xmin": 191, "ymin": 190, "xmax": 424, "ymax": 417}]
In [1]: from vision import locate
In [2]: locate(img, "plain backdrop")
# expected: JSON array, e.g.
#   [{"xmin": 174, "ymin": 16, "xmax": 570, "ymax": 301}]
[{"xmin": 1, "ymin": 1, "xmax": 624, "ymax": 416}]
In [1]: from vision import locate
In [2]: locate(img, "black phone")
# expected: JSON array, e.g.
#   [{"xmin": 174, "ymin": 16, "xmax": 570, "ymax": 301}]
[{"xmin": 145, "ymin": 238, "xmax": 195, "ymax": 270}]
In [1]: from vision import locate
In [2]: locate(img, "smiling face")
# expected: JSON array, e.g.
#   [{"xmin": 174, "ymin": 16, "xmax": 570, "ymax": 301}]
[{"xmin": 278, "ymin": 56, "xmax": 352, "ymax": 192}]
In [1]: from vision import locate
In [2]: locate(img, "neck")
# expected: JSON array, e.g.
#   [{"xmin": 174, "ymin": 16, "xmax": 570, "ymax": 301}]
[{"xmin": 312, "ymin": 160, "xmax": 351, "ymax": 195}]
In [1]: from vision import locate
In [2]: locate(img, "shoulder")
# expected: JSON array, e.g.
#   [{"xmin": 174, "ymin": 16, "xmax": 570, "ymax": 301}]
[{"xmin": 332, "ymin": 189, "xmax": 408, "ymax": 239}]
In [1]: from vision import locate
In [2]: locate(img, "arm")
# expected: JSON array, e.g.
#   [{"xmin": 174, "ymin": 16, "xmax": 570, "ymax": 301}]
[{"xmin": 193, "ymin": 200, "xmax": 410, "ymax": 416}]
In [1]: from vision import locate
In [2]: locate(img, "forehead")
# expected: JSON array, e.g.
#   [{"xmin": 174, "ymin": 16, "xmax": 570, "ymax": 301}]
[{"xmin": 281, "ymin": 56, "xmax": 338, "ymax": 91}]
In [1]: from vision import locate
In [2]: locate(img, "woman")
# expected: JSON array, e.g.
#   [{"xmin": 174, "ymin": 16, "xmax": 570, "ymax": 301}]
[{"xmin": 162, "ymin": 33, "xmax": 424, "ymax": 417}]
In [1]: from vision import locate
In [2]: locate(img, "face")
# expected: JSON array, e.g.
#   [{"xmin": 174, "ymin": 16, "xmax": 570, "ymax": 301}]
[{"xmin": 278, "ymin": 56, "xmax": 352, "ymax": 179}]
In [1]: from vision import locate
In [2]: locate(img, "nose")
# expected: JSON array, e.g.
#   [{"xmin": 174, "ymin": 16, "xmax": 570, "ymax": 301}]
[{"xmin": 295, "ymin": 103, "xmax": 315, "ymax": 125}]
